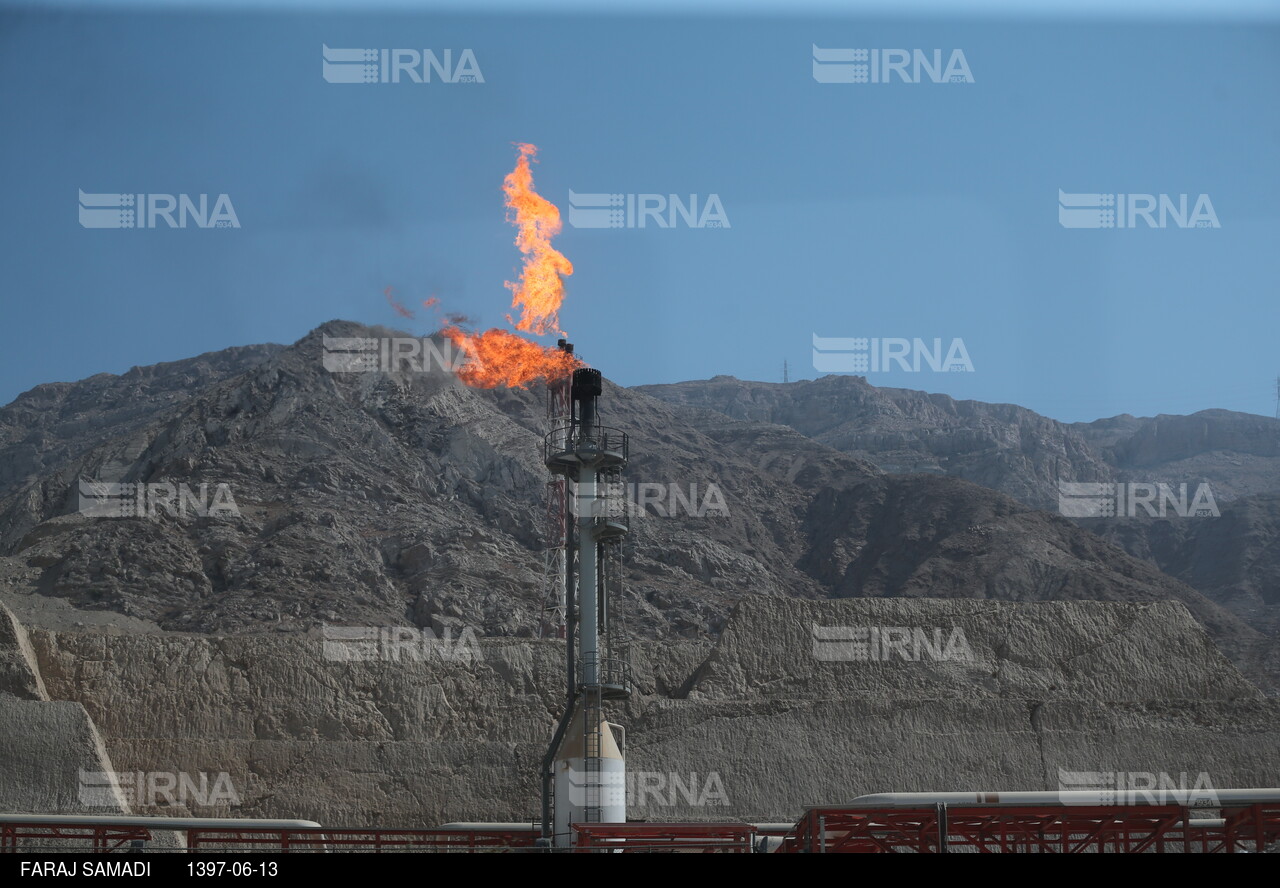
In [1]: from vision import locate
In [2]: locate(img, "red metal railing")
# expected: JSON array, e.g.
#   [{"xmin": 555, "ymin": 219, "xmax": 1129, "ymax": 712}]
[
  {"xmin": 6, "ymin": 805, "xmax": 1277, "ymax": 853},
  {"xmin": 187, "ymin": 827, "xmax": 540, "ymax": 852},
  {"xmin": 1, "ymin": 823, "xmax": 150, "ymax": 853},
  {"xmin": 0, "ymin": 824, "xmax": 539, "ymax": 854},
  {"xmin": 571, "ymin": 822, "xmax": 757, "ymax": 853},
  {"xmin": 777, "ymin": 804, "xmax": 1280, "ymax": 853}
]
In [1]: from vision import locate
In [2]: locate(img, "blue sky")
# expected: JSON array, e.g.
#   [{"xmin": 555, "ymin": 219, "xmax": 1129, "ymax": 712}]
[{"xmin": 1, "ymin": 2, "xmax": 1277, "ymax": 422}]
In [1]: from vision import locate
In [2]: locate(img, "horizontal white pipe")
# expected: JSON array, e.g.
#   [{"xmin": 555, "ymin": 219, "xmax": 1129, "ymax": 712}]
[
  {"xmin": 0, "ymin": 814, "xmax": 321, "ymax": 829},
  {"xmin": 843, "ymin": 789, "xmax": 1280, "ymax": 808}
]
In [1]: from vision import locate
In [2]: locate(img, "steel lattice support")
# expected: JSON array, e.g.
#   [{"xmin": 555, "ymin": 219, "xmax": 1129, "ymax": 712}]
[
  {"xmin": 778, "ymin": 804, "xmax": 1280, "ymax": 853},
  {"xmin": 572, "ymin": 822, "xmax": 757, "ymax": 853}
]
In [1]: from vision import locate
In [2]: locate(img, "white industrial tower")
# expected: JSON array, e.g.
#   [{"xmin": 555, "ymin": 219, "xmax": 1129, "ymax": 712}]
[{"xmin": 540, "ymin": 346, "xmax": 631, "ymax": 849}]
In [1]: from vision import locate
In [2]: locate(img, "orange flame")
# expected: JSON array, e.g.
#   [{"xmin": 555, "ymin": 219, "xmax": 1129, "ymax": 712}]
[
  {"xmin": 503, "ymin": 143, "xmax": 572, "ymax": 337},
  {"xmin": 442, "ymin": 326, "xmax": 581, "ymax": 389},
  {"xmin": 439, "ymin": 144, "xmax": 584, "ymax": 390}
]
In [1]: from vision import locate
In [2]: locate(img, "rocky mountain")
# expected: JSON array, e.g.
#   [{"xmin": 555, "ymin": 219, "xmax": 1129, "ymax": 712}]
[
  {"xmin": 6, "ymin": 596, "xmax": 1277, "ymax": 827},
  {"xmin": 638, "ymin": 375, "xmax": 1280, "ymax": 687},
  {"xmin": 637, "ymin": 376, "xmax": 1280, "ymax": 509},
  {"xmin": 3, "ymin": 322, "xmax": 1279, "ymax": 828},
  {"xmin": 0, "ymin": 344, "xmax": 282, "ymax": 504},
  {"xmin": 1073, "ymin": 409, "xmax": 1280, "ymax": 500},
  {"xmin": 1083, "ymin": 495, "xmax": 1280, "ymax": 636},
  {"xmin": 0, "ymin": 322, "xmax": 1272, "ymax": 697}
]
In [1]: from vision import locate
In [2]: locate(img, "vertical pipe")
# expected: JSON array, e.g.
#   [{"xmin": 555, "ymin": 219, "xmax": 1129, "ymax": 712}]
[
  {"xmin": 541, "ymin": 363, "xmax": 577, "ymax": 845},
  {"xmin": 578, "ymin": 467, "xmax": 598, "ymax": 686},
  {"xmin": 565, "ymin": 496, "xmax": 576, "ymax": 701},
  {"xmin": 598, "ymin": 541, "xmax": 608, "ymax": 639}
]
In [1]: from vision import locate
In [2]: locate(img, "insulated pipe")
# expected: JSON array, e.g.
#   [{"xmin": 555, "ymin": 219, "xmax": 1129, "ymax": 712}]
[
  {"xmin": 564, "ymin": 509, "xmax": 576, "ymax": 701},
  {"xmin": 541, "ymin": 354, "xmax": 578, "ymax": 844},
  {"xmin": 843, "ymin": 789, "xmax": 1280, "ymax": 808},
  {"xmin": 540, "ymin": 696, "xmax": 577, "ymax": 841},
  {"xmin": 571, "ymin": 368, "xmax": 603, "ymax": 689},
  {"xmin": 577, "ymin": 467, "xmax": 598, "ymax": 686},
  {"xmin": 0, "ymin": 814, "xmax": 321, "ymax": 829},
  {"xmin": 543, "ymin": 433, "xmax": 576, "ymax": 841}
]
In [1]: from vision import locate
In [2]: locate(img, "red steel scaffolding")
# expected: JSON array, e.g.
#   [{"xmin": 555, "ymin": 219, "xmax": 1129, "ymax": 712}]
[
  {"xmin": 778, "ymin": 803, "xmax": 1280, "ymax": 853},
  {"xmin": 4, "ymin": 804, "xmax": 1279, "ymax": 853}
]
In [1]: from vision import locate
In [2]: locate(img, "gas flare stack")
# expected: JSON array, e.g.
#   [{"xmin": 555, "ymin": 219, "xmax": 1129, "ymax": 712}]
[{"xmin": 539, "ymin": 341, "xmax": 632, "ymax": 849}]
